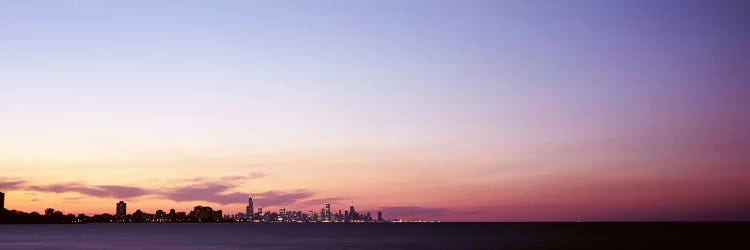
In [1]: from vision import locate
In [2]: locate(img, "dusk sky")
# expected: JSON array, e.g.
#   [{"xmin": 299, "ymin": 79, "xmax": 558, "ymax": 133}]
[{"xmin": 1, "ymin": 0, "xmax": 749, "ymax": 221}]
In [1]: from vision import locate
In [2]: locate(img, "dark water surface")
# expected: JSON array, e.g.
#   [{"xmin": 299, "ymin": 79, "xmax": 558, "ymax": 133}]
[{"xmin": 0, "ymin": 222, "xmax": 745, "ymax": 249}]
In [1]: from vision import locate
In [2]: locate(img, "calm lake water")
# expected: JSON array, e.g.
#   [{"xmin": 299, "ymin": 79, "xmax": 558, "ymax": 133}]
[{"xmin": 0, "ymin": 223, "xmax": 745, "ymax": 249}]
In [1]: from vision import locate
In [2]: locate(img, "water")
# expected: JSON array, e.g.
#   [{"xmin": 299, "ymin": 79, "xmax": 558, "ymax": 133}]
[{"xmin": 0, "ymin": 223, "xmax": 745, "ymax": 249}]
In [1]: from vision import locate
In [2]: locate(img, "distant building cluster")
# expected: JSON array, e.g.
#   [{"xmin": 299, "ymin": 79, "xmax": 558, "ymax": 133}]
[
  {"xmin": 225, "ymin": 195, "xmax": 385, "ymax": 223},
  {"xmin": 0, "ymin": 192, "xmax": 396, "ymax": 224},
  {"xmin": 112, "ymin": 201, "xmax": 224, "ymax": 223}
]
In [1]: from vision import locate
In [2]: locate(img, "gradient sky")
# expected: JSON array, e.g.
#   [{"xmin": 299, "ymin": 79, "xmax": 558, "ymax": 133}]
[{"xmin": 1, "ymin": 0, "xmax": 749, "ymax": 221}]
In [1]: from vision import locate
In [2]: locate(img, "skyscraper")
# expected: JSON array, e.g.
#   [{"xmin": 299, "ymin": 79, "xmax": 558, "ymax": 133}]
[
  {"xmin": 378, "ymin": 211, "xmax": 383, "ymax": 222},
  {"xmin": 349, "ymin": 203, "xmax": 356, "ymax": 220},
  {"xmin": 325, "ymin": 202, "xmax": 331, "ymax": 221},
  {"xmin": 0, "ymin": 191, "xmax": 5, "ymax": 211},
  {"xmin": 246, "ymin": 195, "xmax": 253, "ymax": 220},
  {"xmin": 116, "ymin": 201, "xmax": 127, "ymax": 218}
]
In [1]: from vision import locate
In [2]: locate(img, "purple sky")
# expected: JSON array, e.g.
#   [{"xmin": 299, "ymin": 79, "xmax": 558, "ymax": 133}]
[{"xmin": 1, "ymin": 0, "xmax": 749, "ymax": 221}]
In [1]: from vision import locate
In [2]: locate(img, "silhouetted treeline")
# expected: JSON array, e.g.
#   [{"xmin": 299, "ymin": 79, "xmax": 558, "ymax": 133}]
[
  {"xmin": 0, "ymin": 208, "xmax": 227, "ymax": 224},
  {"xmin": 1, "ymin": 208, "xmax": 88, "ymax": 224}
]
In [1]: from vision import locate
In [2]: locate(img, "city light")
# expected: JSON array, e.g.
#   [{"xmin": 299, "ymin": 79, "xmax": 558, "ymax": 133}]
[{"xmin": 0, "ymin": 192, "xmax": 400, "ymax": 224}]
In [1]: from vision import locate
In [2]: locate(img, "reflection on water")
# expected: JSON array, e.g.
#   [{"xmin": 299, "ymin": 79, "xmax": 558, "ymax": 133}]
[{"xmin": 0, "ymin": 222, "xmax": 743, "ymax": 249}]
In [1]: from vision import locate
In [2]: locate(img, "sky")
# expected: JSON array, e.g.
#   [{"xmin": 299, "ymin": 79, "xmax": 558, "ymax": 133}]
[{"xmin": 1, "ymin": 0, "xmax": 749, "ymax": 221}]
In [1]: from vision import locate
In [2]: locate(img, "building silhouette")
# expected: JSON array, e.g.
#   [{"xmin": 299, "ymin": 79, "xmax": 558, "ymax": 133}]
[
  {"xmin": 325, "ymin": 202, "xmax": 331, "ymax": 221},
  {"xmin": 349, "ymin": 203, "xmax": 356, "ymax": 220},
  {"xmin": 246, "ymin": 195, "xmax": 253, "ymax": 220},
  {"xmin": 2, "ymin": 193, "xmax": 391, "ymax": 224},
  {"xmin": 0, "ymin": 191, "xmax": 393, "ymax": 224},
  {"xmin": 116, "ymin": 201, "xmax": 127, "ymax": 218}
]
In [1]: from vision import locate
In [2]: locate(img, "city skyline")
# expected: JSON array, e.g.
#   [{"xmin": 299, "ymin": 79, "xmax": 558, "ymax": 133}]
[
  {"xmin": 2, "ymin": 0, "xmax": 750, "ymax": 222},
  {"xmin": 1, "ymin": 192, "xmax": 395, "ymax": 223}
]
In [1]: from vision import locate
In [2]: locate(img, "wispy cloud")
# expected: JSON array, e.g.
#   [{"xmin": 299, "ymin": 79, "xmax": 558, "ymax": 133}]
[
  {"xmin": 161, "ymin": 186, "xmax": 314, "ymax": 206},
  {"xmin": 0, "ymin": 179, "xmax": 27, "ymax": 190},
  {"xmin": 253, "ymin": 190, "xmax": 315, "ymax": 207},
  {"xmin": 5, "ymin": 172, "xmax": 314, "ymax": 206},
  {"xmin": 296, "ymin": 197, "xmax": 347, "ymax": 207},
  {"xmin": 160, "ymin": 183, "xmax": 247, "ymax": 205},
  {"xmin": 220, "ymin": 172, "xmax": 266, "ymax": 182},
  {"xmin": 159, "ymin": 172, "xmax": 271, "ymax": 205},
  {"xmin": 182, "ymin": 172, "xmax": 266, "ymax": 183},
  {"xmin": 27, "ymin": 183, "xmax": 149, "ymax": 199}
]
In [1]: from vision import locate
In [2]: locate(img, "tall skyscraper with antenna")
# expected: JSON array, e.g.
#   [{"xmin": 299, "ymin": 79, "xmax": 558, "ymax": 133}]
[
  {"xmin": 246, "ymin": 195, "xmax": 254, "ymax": 220},
  {"xmin": 325, "ymin": 202, "xmax": 331, "ymax": 221}
]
